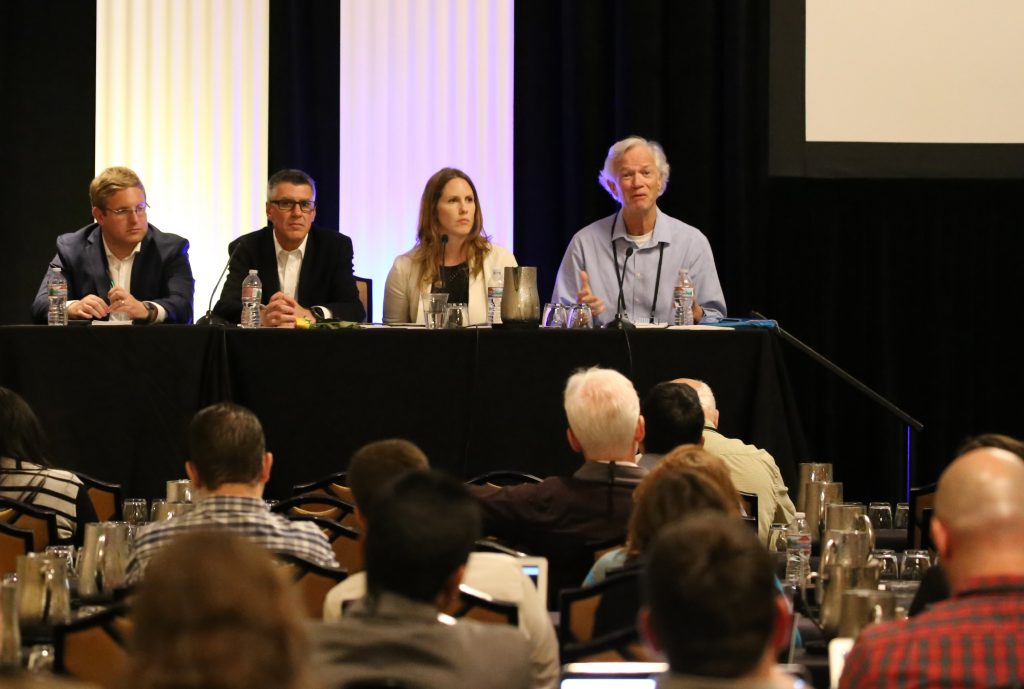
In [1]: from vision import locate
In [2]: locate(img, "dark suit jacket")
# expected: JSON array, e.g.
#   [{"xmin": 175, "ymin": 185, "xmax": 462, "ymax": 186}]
[
  {"xmin": 470, "ymin": 461, "xmax": 646, "ymax": 603},
  {"xmin": 211, "ymin": 224, "xmax": 365, "ymax": 324},
  {"xmin": 31, "ymin": 223, "xmax": 195, "ymax": 324}
]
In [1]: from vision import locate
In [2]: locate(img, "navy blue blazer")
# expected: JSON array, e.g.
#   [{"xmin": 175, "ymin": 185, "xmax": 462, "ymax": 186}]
[
  {"xmin": 31, "ymin": 223, "xmax": 195, "ymax": 324},
  {"xmin": 211, "ymin": 224, "xmax": 364, "ymax": 324}
]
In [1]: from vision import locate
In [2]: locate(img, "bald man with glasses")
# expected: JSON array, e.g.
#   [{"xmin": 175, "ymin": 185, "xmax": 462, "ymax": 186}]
[
  {"xmin": 212, "ymin": 168, "xmax": 364, "ymax": 326},
  {"xmin": 31, "ymin": 166, "xmax": 195, "ymax": 324}
]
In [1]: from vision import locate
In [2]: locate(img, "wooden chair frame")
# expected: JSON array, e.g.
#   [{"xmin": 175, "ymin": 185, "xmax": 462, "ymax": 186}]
[
  {"xmin": 75, "ymin": 471, "xmax": 123, "ymax": 522},
  {"xmin": 0, "ymin": 496, "xmax": 60, "ymax": 551}
]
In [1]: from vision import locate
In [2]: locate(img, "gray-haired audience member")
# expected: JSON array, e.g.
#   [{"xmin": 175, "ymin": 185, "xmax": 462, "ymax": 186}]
[
  {"xmin": 322, "ymin": 439, "xmax": 558, "ymax": 689},
  {"xmin": 310, "ymin": 470, "xmax": 531, "ymax": 689},
  {"xmin": 641, "ymin": 513, "xmax": 797, "ymax": 689},
  {"xmin": 672, "ymin": 378, "xmax": 795, "ymax": 542},
  {"xmin": 127, "ymin": 403, "xmax": 338, "ymax": 581},
  {"xmin": 550, "ymin": 135, "xmax": 726, "ymax": 325},
  {"xmin": 469, "ymin": 367, "xmax": 647, "ymax": 601}
]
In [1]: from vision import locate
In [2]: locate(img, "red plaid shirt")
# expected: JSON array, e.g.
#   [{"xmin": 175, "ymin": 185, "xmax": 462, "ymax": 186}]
[{"xmin": 839, "ymin": 574, "xmax": 1024, "ymax": 689}]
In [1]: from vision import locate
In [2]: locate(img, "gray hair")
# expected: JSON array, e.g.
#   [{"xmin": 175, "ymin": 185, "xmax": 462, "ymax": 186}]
[
  {"xmin": 687, "ymin": 379, "xmax": 717, "ymax": 419},
  {"xmin": 267, "ymin": 169, "xmax": 317, "ymax": 201},
  {"xmin": 564, "ymin": 367, "xmax": 641, "ymax": 459},
  {"xmin": 598, "ymin": 136, "xmax": 671, "ymax": 202}
]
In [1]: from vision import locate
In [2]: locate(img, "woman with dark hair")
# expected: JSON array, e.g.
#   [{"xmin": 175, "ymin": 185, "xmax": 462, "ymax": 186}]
[
  {"xmin": 383, "ymin": 167, "xmax": 517, "ymax": 324},
  {"xmin": 0, "ymin": 386, "xmax": 96, "ymax": 544}
]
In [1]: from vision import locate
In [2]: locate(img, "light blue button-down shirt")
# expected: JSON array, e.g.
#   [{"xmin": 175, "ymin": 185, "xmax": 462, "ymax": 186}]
[{"xmin": 551, "ymin": 208, "xmax": 726, "ymax": 325}]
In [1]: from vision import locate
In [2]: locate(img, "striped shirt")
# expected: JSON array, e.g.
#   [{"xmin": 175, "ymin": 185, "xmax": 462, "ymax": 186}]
[
  {"xmin": 0, "ymin": 457, "xmax": 95, "ymax": 543},
  {"xmin": 839, "ymin": 574, "xmax": 1024, "ymax": 689},
  {"xmin": 126, "ymin": 494, "xmax": 339, "ymax": 582}
]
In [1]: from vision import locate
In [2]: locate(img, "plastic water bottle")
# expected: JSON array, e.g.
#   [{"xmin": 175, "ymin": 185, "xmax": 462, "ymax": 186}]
[
  {"xmin": 673, "ymin": 269, "xmax": 694, "ymax": 326},
  {"xmin": 47, "ymin": 266, "xmax": 68, "ymax": 326},
  {"xmin": 240, "ymin": 269, "xmax": 262, "ymax": 328},
  {"xmin": 487, "ymin": 268, "xmax": 504, "ymax": 325},
  {"xmin": 785, "ymin": 512, "xmax": 812, "ymax": 592}
]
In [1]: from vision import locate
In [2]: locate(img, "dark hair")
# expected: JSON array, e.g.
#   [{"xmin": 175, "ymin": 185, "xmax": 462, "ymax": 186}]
[
  {"xmin": 188, "ymin": 404, "xmax": 265, "ymax": 489},
  {"xmin": 642, "ymin": 382, "xmax": 704, "ymax": 454},
  {"xmin": 365, "ymin": 470, "xmax": 480, "ymax": 603},
  {"xmin": 348, "ymin": 439, "xmax": 429, "ymax": 518},
  {"xmin": 626, "ymin": 461, "xmax": 737, "ymax": 558},
  {"xmin": 645, "ymin": 513, "xmax": 776, "ymax": 677},
  {"xmin": 267, "ymin": 169, "xmax": 317, "ymax": 200},
  {"xmin": 957, "ymin": 433, "xmax": 1024, "ymax": 460},
  {"xmin": 128, "ymin": 531, "xmax": 308, "ymax": 689},
  {"xmin": 0, "ymin": 387, "xmax": 52, "ymax": 467}
]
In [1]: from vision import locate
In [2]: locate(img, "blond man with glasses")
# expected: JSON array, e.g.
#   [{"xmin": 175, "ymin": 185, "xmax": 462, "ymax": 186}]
[{"xmin": 31, "ymin": 166, "xmax": 195, "ymax": 324}]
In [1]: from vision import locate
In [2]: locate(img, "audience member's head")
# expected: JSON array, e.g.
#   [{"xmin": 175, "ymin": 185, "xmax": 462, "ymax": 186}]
[
  {"xmin": 347, "ymin": 438, "xmax": 429, "ymax": 520},
  {"xmin": 641, "ymin": 513, "xmax": 783, "ymax": 679},
  {"xmin": 641, "ymin": 382, "xmax": 704, "ymax": 454},
  {"xmin": 626, "ymin": 452, "xmax": 740, "ymax": 557},
  {"xmin": 365, "ymin": 470, "xmax": 481, "ymax": 606},
  {"xmin": 186, "ymin": 403, "xmax": 269, "ymax": 492},
  {"xmin": 659, "ymin": 444, "xmax": 740, "ymax": 508},
  {"xmin": 932, "ymin": 446, "xmax": 1024, "ymax": 590},
  {"xmin": 0, "ymin": 386, "xmax": 52, "ymax": 467},
  {"xmin": 563, "ymin": 367, "xmax": 643, "ymax": 461},
  {"xmin": 127, "ymin": 531, "xmax": 308, "ymax": 689},
  {"xmin": 672, "ymin": 378, "xmax": 719, "ymax": 428},
  {"xmin": 956, "ymin": 432, "xmax": 1024, "ymax": 459}
]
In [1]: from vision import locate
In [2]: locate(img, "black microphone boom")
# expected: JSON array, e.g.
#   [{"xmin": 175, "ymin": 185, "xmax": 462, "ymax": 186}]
[
  {"xmin": 197, "ymin": 240, "xmax": 243, "ymax": 326},
  {"xmin": 604, "ymin": 246, "xmax": 636, "ymax": 330},
  {"xmin": 439, "ymin": 234, "xmax": 449, "ymax": 291}
]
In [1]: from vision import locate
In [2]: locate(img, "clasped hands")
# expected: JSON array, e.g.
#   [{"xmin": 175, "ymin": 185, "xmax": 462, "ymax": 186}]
[
  {"xmin": 67, "ymin": 286, "xmax": 148, "ymax": 320},
  {"xmin": 260, "ymin": 292, "xmax": 314, "ymax": 328}
]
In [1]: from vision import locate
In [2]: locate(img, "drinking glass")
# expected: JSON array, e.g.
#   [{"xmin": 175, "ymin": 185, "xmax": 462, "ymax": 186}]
[
  {"xmin": 149, "ymin": 499, "xmax": 167, "ymax": 521},
  {"xmin": 767, "ymin": 523, "xmax": 788, "ymax": 553},
  {"xmin": 122, "ymin": 498, "xmax": 148, "ymax": 525},
  {"xmin": 894, "ymin": 503, "xmax": 910, "ymax": 529},
  {"xmin": 26, "ymin": 644, "xmax": 55, "ymax": 673},
  {"xmin": 541, "ymin": 303, "xmax": 567, "ymax": 328},
  {"xmin": 567, "ymin": 303, "xmax": 594, "ymax": 329},
  {"xmin": 901, "ymin": 549, "xmax": 931, "ymax": 581},
  {"xmin": 443, "ymin": 303, "xmax": 468, "ymax": 328},
  {"xmin": 421, "ymin": 293, "xmax": 449, "ymax": 329},
  {"xmin": 871, "ymin": 548, "xmax": 900, "ymax": 580},
  {"xmin": 868, "ymin": 501, "xmax": 893, "ymax": 529}
]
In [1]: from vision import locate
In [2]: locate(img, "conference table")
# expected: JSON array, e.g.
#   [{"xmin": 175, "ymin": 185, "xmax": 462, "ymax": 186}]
[{"xmin": 0, "ymin": 324, "xmax": 808, "ymax": 500}]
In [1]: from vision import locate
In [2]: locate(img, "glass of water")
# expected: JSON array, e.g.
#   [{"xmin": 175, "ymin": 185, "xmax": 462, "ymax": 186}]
[
  {"xmin": 868, "ymin": 502, "xmax": 893, "ymax": 529},
  {"xmin": 894, "ymin": 503, "xmax": 910, "ymax": 529}
]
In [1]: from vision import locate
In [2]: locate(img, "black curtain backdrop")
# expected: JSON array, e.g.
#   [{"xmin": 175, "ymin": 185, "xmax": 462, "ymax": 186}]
[
  {"xmin": 1, "ymin": 2, "xmax": 96, "ymax": 326},
  {"xmin": 513, "ymin": 0, "xmax": 1024, "ymax": 502},
  {"xmin": 4, "ymin": 1, "xmax": 1023, "ymax": 505},
  {"xmin": 268, "ymin": 0, "xmax": 341, "ymax": 229}
]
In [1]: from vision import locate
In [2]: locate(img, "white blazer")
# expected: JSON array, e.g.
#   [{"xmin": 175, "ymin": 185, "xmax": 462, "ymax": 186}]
[{"xmin": 383, "ymin": 243, "xmax": 518, "ymax": 325}]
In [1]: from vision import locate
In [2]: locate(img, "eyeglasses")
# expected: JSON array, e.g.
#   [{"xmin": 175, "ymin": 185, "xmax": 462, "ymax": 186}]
[
  {"xmin": 106, "ymin": 203, "xmax": 150, "ymax": 217},
  {"xmin": 269, "ymin": 198, "xmax": 316, "ymax": 213}
]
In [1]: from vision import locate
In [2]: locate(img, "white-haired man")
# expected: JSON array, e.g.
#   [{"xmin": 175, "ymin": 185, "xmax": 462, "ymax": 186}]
[
  {"xmin": 469, "ymin": 366, "xmax": 647, "ymax": 601},
  {"xmin": 550, "ymin": 136, "xmax": 725, "ymax": 326},
  {"xmin": 668, "ymin": 378, "xmax": 795, "ymax": 542}
]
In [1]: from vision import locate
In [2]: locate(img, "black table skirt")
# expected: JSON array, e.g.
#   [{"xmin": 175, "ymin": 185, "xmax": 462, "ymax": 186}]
[{"xmin": 0, "ymin": 325, "xmax": 808, "ymax": 499}]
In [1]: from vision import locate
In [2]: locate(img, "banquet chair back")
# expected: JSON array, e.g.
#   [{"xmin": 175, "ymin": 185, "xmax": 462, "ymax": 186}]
[
  {"xmin": 0, "ymin": 496, "xmax": 59, "ymax": 551},
  {"xmin": 272, "ymin": 494, "xmax": 357, "ymax": 526},
  {"xmin": 908, "ymin": 482, "xmax": 938, "ymax": 551},
  {"xmin": 738, "ymin": 491, "xmax": 758, "ymax": 529},
  {"xmin": 448, "ymin": 584, "xmax": 519, "ymax": 626},
  {"xmin": 293, "ymin": 471, "xmax": 356, "ymax": 507},
  {"xmin": 52, "ymin": 602, "xmax": 131, "ymax": 688},
  {"xmin": 558, "ymin": 569, "xmax": 642, "ymax": 649},
  {"xmin": 289, "ymin": 515, "xmax": 364, "ymax": 574},
  {"xmin": 561, "ymin": 626, "xmax": 655, "ymax": 664},
  {"xmin": 466, "ymin": 470, "xmax": 543, "ymax": 488},
  {"xmin": 0, "ymin": 519, "xmax": 34, "ymax": 574},
  {"xmin": 276, "ymin": 552, "xmax": 348, "ymax": 619},
  {"xmin": 76, "ymin": 472, "xmax": 123, "ymax": 522},
  {"xmin": 354, "ymin": 276, "xmax": 373, "ymax": 322}
]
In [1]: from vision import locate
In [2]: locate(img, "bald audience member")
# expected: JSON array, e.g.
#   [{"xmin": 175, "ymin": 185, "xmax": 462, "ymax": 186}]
[
  {"xmin": 840, "ymin": 447, "xmax": 1024, "ymax": 689},
  {"xmin": 672, "ymin": 378, "xmax": 795, "ymax": 542}
]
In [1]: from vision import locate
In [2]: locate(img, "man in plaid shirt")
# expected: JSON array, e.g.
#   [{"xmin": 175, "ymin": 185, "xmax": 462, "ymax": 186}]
[
  {"xmin": 839, "ymin": 445, "xmax": 1024, "ymax": 689},
  {"xmin": 128, "ymin": 403, "xmax": 338, "ymax": 581}
]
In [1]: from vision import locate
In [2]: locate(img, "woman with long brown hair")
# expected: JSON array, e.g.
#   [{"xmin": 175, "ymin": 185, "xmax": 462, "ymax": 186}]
[{"xmin": 383, "ymin": 167, "xmax": 517, "ymax": 324}]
